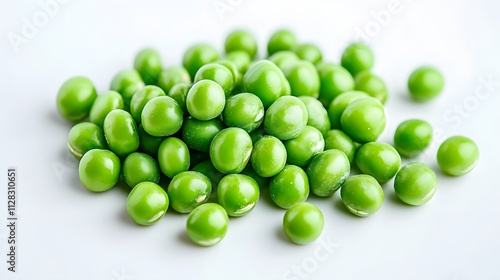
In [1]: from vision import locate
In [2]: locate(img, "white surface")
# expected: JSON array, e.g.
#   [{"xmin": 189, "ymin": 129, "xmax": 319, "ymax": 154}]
[{"xmin": 1, "ymin": 0, "xmax": 500, "ymax": 279}]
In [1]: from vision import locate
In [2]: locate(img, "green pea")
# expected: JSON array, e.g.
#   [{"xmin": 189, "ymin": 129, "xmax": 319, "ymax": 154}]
[
  {"xmin": 224, "ymin": 29, "xmax": 258, "ymax": 59},
  {"xmin": 240, "ymin": 164, "xmax": 270, "ymax": 189},
  {"xmin": 67, "ymin": 122, "xmax": 107, "ymax": 159},
  {"xmin": 134, "ymin": 48, "xmax": 162, "ymax": 85},
  {"xmin": 157, "ymin": 66, "xmax": 191, "ymax": 94},
  {"xmin": 268, "ymin": 50, "xmax": 300, "ymax": 71},
  {"xmin": 283, "ymin": 202, "xmax": 324, "ymax": 245},
  {"xmin": 307, "ymin": 149, "xmax": 350, "ymax": 197},
  {"xmin": 327, "ymin": 90, "xmax": 369, "ymax": 129},
  {"xmin": 298, "ymin": 96, "xmax": 330, "ymax": 136},
  {"xmin": 294, "ymin": 43, "xmax": 323, "ymax": 65},
  {"xmin": 341, "ymin": 97, "xmax": 386, "ymax": 143},
  {"xmin": 249, "ymin": 124, "xmax": 267, "ymax": 144},
  {"xmin": 284, "ymin": 126, "xmax": 325, "ymax": 167},
  {"xmin": 324, "ymin": 129, "xmax": 357, "ymax": 164},
  {"xmin": 182, "ymin": 116, "xmax": 225, "ymax": 152},
  {"xmin": 141, "ymin": 96, "xmax": 183, "ymax": 137},
  {"xmin": 394, "ymin": 119, "xmax": 433, "ymax": 158},
  {"xmin": 122, "ymin": 152, "xmax": 160, "ymax": 188},
  {"xmin": 56, "ymin": 76, "xmax": 97, "ymax": 121},
  {"xmin": 103, "ymin": 109, "xmax": 139, "ymax": 157},
  {"xmin": 340, "ymin": 174, "xmax": 384, "ymax": 217},
  {"xmin": 182, "ymin": 43, "xmax": 220, "ymax": 79},
  {"xmin": 217, "ymin": 174, "xmax": 260, "ymax": 217},
  {"xmin": 408, "ymin": 66, "xmax": 445, "ymax": 102},
  {"xmin": 210, "ymin": 127, "xmax": 253, "ymax": 174},
  {"xmin": 437, "ymin": 136, "xmax": 479, "ymax": 176},
  {"xmin": 130, "ymin": 85, "xmax": 166, "ymax": 123},
  {"xmin": 243, "ymin": 60, "xmax": 291, "ymax": 108},
  {"xmin": 222, "ymin": 93, "xmax": 264, "ymax": 133},
  {"xmin": 283, "ymin": 60, "xmax": 320, "ymax": 98},
  {"xmin": 158, "ymin": 137, "xmax": 190, "ymax": 178},
  {"xmin": 186, "ymin": 80, "xmax": 226, "ymax": 121},
  {"xmin": 167, "ymin": 82, "xmax": 191, "ymax": 114},
  {"xmin": 394, "ymin": 162, "xmax": 437, "ymax": 206},
  {"xmin": 317, "ymin": 63, "xmax": 355, "ymax": 107},
  {"xmin": 126, "ymin": 182, "xmax": 169, "ymax": 226},
  {"xmin": 89, "ymin": 91, "xmax": 124, "ymax": 127},
  {"xmin": 167, "ymin": 171, "xmax": 212, "ymax": 213},
  {"xmin": 251, "ymin": 135, "xmax": 287, "ymax": 177},
  {"xmin": 186, "ymin": 203, "xmax": 228, "ymax": 247},
  {"xmin": 341, "ymin": 43, "xmax": 375, "ymax": 77},
  {"xmin": 216, "ymin": 60, "xmax": 241, "ymax": 90},
  {"xmin": 194, "ymin": 63, "xmax": 234, "ymax": 97},
  {"xmin": 226, "ymin": 50, "xmax": 252, "ymax": 73},
  {"xmin": 267, "ymin": 29, "xmax": 297, "ymax": 56},
  {"xmin": 110, "ymin": 69, "xmax": 145, "ymax": 109},
  {"xmin": 191, "ymin": 160, "xmax": 225, "ymax": 188},
  {"xmin": 78, "ymin": 149, "xmax": 120, "ymax": 192},
  {"xmin": 269, "ymin": 165, "xmax": 309, "ymax": 209},
  {"xmin": 356, "ymin": 142, "xmax": 401, "ymax": 184},
  {"xmin": 355, "ymin": 72, "xmax": 388, "ymax": 104},
  {"xmin": 264, "ymin": 96, "xmax": 308, "ymax": 140},
  {"xmin": 137, "ymin": 124, "xmax": 164, "ymax": 157}
]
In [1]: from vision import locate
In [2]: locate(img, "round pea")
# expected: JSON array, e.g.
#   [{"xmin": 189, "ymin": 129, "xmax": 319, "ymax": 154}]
[
  {"xmin": 437, "ymin": 136, "xmax": 479, "ymax": 176},
  {"xmin": 224, "ymin": 29, "xmax": 258, "ymax": 58},
  {"xmin": 56, "ymin": 76, "xmax": 97, "ymax": 121},
  {"xmin": 394, "ymin": 162, "xmax": 437, "ymax": 206},
  {"xmin": 89, "ymin": 91, "xmax": 124, "ymax": 127},
  {"xmin": 182, "ymin": 43, "xmax": 220, "ymax": 79},
  {"xmin": 264, "ymin": 96, "xmax": 308, "ymax": 140},
  {"xmin": 284, "ymin": 60, "xmax": 320, "ymax": 98},
  {"xmin": 283, "ymin": 202, "xmax": 324, "ymax": 245},
  {"xmin": 340, "ymin": 174, "xmax": 384, "ymax": 217},
  {"xmin": 167, "ymin": 82, "xmax": 191, "ymax": 114},
  {"xmin": 317, "ymin": 63, "xmax": 355, "ymax": 107},
  {"xmin": 394, "ymin": 119, "xmax": 433, "ymax": 158},
  {"xmin": 226, "ymin": 50, "xmax": 252, "ymax": 73},
  {"xmin": 307, "ymin": 149, "xmax": 350, "ymax": 197},
  {"xmin": 327, "ymin": 90, "xmax": 369, "ymax": 129},
  {"xmin": 268, "ymin": 50, "xmax": 300, "ymax": 71},
  {"xmin": 68, "ymin": 122, "xmax": 107, "ymax": 159},
  {"xmin": 217, "ymin": 174, "xmax": 260, "ymax": 217},
  {"xmin": 341, "ymin": 43, "xmax": 375, "ymax": 77},
  {"xmin": 134, "ymin": 48, "xmax": 162, "ymax": 85},
  {"xmin": 167, "ymin": 171, "xmax": 212, "ymax": 213},
  {"xmin": 126, "ymin": 182, "xmax": 169, "ymax": 226},
  {"xmin": 186, "ymin": 80, "xmax": 226, "ymax": 121},
  {"xmin": 191, "ymin": 160, "xmax": 225, "ymax": 188},
  {"xmin": 284, "ymin": 126, "xmax": 325, "ymax": 167},
  {"xmin": 294, "ymin": 43, "xmax": 322, "ymax": 65},
  {"xmin": 324, "ymin": 129, "xmax": 356, "ymax": 164},
  {"xmin": 243, "ymin": 60, "xmax": 290, "ymax": 108},
  {"xmin": 130, "ymin": 85, "xmax": 166, "ymax": 123},
  {"xmin": 182, "ymin": 116, "xmax": 225, "ymax": 152},
  {"xmin": 267, "ymin": 29, "xmax": 297, "ymax": 56},
  {"xmin": 251, "ymin": 135, "xmax": 287, "ymax": 177},
  {"xmin": 209, "ymin": 127, "xmax": 253, "ymax": 174},
  {"xmin": 194, "ymin": 63, "xmax": 234, "ymax": 97},
  {"xmin": 141, "ymin": 96, "xmax": 183, "ymax": 137},
  {"xmin": 269, "ymin": 165, "xmax": 309, "ymax": 209},
  {"xmin": 222, "ymin": 93, "xmax": 264, "ymax": 133},
  {"xmin": 122, "ymin": 152, "xmax": 160, "ymax": 188},
  {"xmin": 355, "ymin": 72, "xmax": 388, "ymax": 104},
  {"xmin": 103, "ymin": 109, "xmax": 139, "ymax": 157},
  {"xmin": 408, "ymin": 66, "xmax": 445, "ymax": 102},
  {"xmin": 341, "ymin": 97, "xmax": 386, "ymax": 143},
  {"xmin": 158, "ymin": 137, "xmax": 190, "ymax": 178},
  {"xmin": 216, "ymin": 60, "xmax": 241, "ymax": 89},
  {"xmin": 78, "ymin": 149, "xmax": 120, "ymax": 192},
  {"xmin": 355, "ymin": 142, "xmax": 401, "ymax": 184},
  {"xmin": 110, "ymin": 69, "xmax": 145, "ymax": 109},
  {"xmin": 186, "ymin": 203, "xmax": 228, "ymax": 247},
  {"xmin": 157, "ymin": 66, "xmax": 191, "ymax": 94},
  {"xmin": 137, "ymin": 124, "xmax": 164, "ymax": 157}
]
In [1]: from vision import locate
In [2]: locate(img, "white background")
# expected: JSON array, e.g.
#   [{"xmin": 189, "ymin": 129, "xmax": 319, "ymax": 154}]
[{"xmin": 1, "ymin": 0, "xmax": 500, "ymax": 279}]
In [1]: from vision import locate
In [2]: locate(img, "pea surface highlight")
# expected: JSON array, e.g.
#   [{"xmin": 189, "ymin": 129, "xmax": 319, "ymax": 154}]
[
  {"xmin": 437, "ymin": 136, "xmax": 479, "ymax": 176},
  {"xmin": 217, "ymin": 174, "xmax": 260, "ymax": 217},
  {"xmin": 126, "ymin": 182, "xmax": 169, "ymax": 226},
  {"xmin": 394, "ymin": 163, "xmax": 437, "ymax": 206},
  {"xmin": 283, "ymin": 202, "xmax": 324, "ymax": 245},
  {"xmin": 186, "ymin": 203, "xmax": 228, "ymax": 247},
  {"xmin": 340, "ymin": 174, "xmax": 384, "ymax": 217},
  {"xmin": 78, "ymin": 149, "xmax": 121, "ymax": 192},
  {"xmin": 56, "ymin": 76, "xmax": 97, "ymax": 121}
]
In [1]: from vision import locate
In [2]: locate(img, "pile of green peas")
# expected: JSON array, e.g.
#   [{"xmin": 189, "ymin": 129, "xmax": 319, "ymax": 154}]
[{"xmin": 57, "ymin": 28, "xmax": 480, "ymax": 246}]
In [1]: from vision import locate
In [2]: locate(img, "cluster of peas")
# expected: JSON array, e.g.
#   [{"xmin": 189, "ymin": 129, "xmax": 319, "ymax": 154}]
[{"xmin": 56, "ymin": 29, "xmax": 480, "ymax": 246}]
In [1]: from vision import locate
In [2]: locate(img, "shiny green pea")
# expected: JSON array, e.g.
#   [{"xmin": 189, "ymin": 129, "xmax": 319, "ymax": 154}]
[
  {"xmin": 240, "ymin": 164, "xmax": 270, "ymax": 189},
  {"xmin": 294, "ymin": 43, "xmax": 323, "ymax": 65},
  {"xmin": 264, "ymin": 96, "xmax": 308, "ymax": 140},
  {"xmin": 167, "ymin": 171, "xmax": 212, "ymax": 213},
  {"xmin": 394, "ymin": 162, "xmax": 437, "ymax": 206},
  {"xmin": 103, "ymin": 109, "xmax": 139, "ymax": 157},
  {"xmin": 355, "ymin": 142, "xmax": 401, "ymax": 184},
  {"xmin": 110, "ymin": 69, "xmax": 145, "ymax": 109},
  {"xmin": 222, "ymin": 93, "xmax": 264, "ymax": 133},
  {"xmin": 167, "ymin": 82, "xmax": 191, "ymax": 114},
  {"xmin": 186, "ymin": 203, "xmax": 228, "ymax": 247},
  {"xmin": 217, "ymin": 174, "xmax": 260, "ymax": 217},
  {"xmin": 394, "ymin": 119, "xmax": 433, "ymax": 158},
  {"xmin": 68, "ymin": 122, "xmax": 107, "ymax": 159},
  {"xmin": 437, "ymin": 136, "xmax": 479, "ymax": 176},
  {"xmin": 158, "ymin": 137, "xmax": 190, "ymax": 178},
  {"xmin": 216, "ymin": 60, "xmax": 241, "ymax": 90},
  {"xmin": 324, "ymin": 129, "xmax": 356, "ymax": 164},
  {"xmin": 341, "ymin": 43, "xmax": 375, "ymax": 77},
  {"xmin": 284, "ymin": 60, "xmax": 320, "ymax": 98},
  {"xmin": 317, "ymin": 63, "xmax": 355, "ymax": 107},
  {"xmin": 186, "ymin": 80, "xmax": 226, "ymax": 121},
  {"xmin": 340, "ymin": 174, "xmax": 384, "ymax": 217},
  {"xmin": 408, "ymin": 66, "xmax": 445, "ymax": 102},
  {"xmin": 251, "ymin": 135, "xmax": 287, "ymax": 178},
  {"xmin": 191, "ymin": 160, "xmax": 225, "ymax": 188},
  {"xmin": 284, "ymin": 126, "xmax": 325, "ymax": 167},
  {"xmin": 268, "ymin": 50, "xmax": 300, "ymax": 71},
  {"xmin": 157, "ymin": 66, "xmax": 191, "ymax": 94},
  {"xmin": 194, "ymin": 63, "xmax": 234, "ymax": 97},
  {"xmin": 78, "ymin": 149, "xmax": 120, "ymax": 192},
  {"xmin": 341, "ymin": 97, "xmax": 386, "ymax": 143},
  {"xmin": 122, "ymin": 152, "xmax": 160, "ymax": 188},
  {"xmin": 298, "ymin": 96, "xmax": 330, "ymax": 136},
  {"xmin": 267, "ymin": 29, "xmax": 297, "ymax": 56},
  {"xmin": 283, "ymin": 202, "xmax": 324, "ymax": 245},
  {"xmin": 130, "ymin": 85, "xmax": 166, "ymax": 123},
  {"xmin": 56, "ymin": 76, "xmax": 97, "ymax": 121},
  {"xmin": 327, "ymin": 90, "xmax": 369, "ymax": 129},
  {"xmin": 141, "ymin": 96, "xmax": 183, "ymax": 137},
  {"xmin": 226, "ymin": 50, "xmax": 252, "ymax": 73},
  {"xmin": 134, "ymin": 48, "xmax": 162, "ymax": 85},
  {"xmin": 224, "ymin": 29, "xmax": 258, "ymax": 59},
  {"xmin": 307, "ymin": 149, "xmax": 350, "ymax": 197},
  {"xmin": 137, "ymin": 124, "xmax": 164, "ymax": 157},
  {"xmin": 182, "ymin": 116, "xmax": 225, "ymax": 152},
  {"xmin": 355, "ymin": 72, "xmax": 388, "ymax": 104},
  {"xmin": 126, "ymin": 182, "xmax": 169, "ymax": 226},
  {"xmin": 269, "ymin": 165, "xmax": 309, "ymax": 209},
  {"xmin": 210, "ymin": 127, "xmax": 253, "ymax": 174},
  {"xmin": 182, "ymin": 43, "xmax": 220, "ymax": 79},
  {"xmin": 89, "ymin": 91, "xmax": 124, "ymax": 127}
]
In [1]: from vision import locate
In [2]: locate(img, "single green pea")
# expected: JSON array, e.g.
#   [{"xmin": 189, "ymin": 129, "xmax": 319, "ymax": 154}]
[
  {"xmin": 243, "ymin": 60, "xmax": 291, "ymax": 108},
  {"xmin": 340, "ymin": 97, "xmax": 386, "ymax": 143},
  {"xmin": 216, "ymin": 60, "xmax": 241, "ymax": 90},
  {"xmin": 226, "ymin": 50, "xmax": 252, "ymax": 73},
  {"xmin": 126, "ymin": 182, "xmax": 169, "ymax": 226},
  {"xmin": 437, "ymin": 136, "xmax": 479, "ymax": 176},
  {"xmin": 194, "ymin": 63, "xmax": 234, "ymax": 97},
  {"xmin": 182, "ymin": 116, "xmax": 225, "ymax": 152},
  {"xmin": 264, "ymin": 96, "xmax": 308, "ymax": 140},
  {"xmin": 217, "ymin": 174, "xmax": 260, "ymax": 217},
  {"xmin": 307, "ymin": 149, "xmax": 350, "ymax": 197},
  {"xmin": 103, "ymin": 109, "xmax": 139, "ymax": 157},
  {"xmin": 284, "ymin": 60, "xmax": 320, "ymax": 98},
  {"xmin": 327, "ymin": 90, "xmax": 369, "ymax": 129},
  {"xmin": 56, "ymin": 76, "xmax": 97, "ymax": 121},
  {"xmin": 340, "ymin": 174, "xmax": 384, "ymax": 217},
  {"xmin": 78, "ymin": 149, "xmax": 120, "ymax": 192},
  {"xmin": 222, "ymin": 93, "xmax": 264, "ymax": 133},
  {"xmin": 394, "ymin": 162, "xmax": 437, "ymax": 206},
  {"xmin": 210, "ymin": 127, "xmax": 253, "ymax": 174},
  {"xmin": 186, "ymin": 203, "xmax": 228, "ymax": 247},
  {"xmin": 267, "ymin": 29, "xmax": 297, "ymax": 56},
  {"xmin": 408, "ymin": 66, "xmax": 445, "ymax": 102},
  {"xmin": 110, "ymin": 69, "xmax": 145, "ymax": 109},
  {"xmin": 294, "ymin": 43, "xmax": 323, "ymax": 65},
  {"xmin": 341, "ymin": 43, "xmax": 375, "ymax": 77},
  {"xmin": 122, "ymin": 152, "xmax": 161, "ymax": 188},
  {"xmin": 130, "ymin": 85, "xmax": 166, "ymax": 123},
  {"xmin": 167, "ymin": 82, "xmax": 191, "ymax": 114},
  {"xmin": 158, "ymin": 137, "xmax": 190, "ymax": 178},
  {"xmin": 269, "ymin": 165, "xmax": 309, "ymax": 209},
  {"xmin": 141, "ymin": 96, "xmax": 183, "ymax": 137},
  {"xmin": 167, "ymin": 171, "xmax": 212, "ymax": 213},
  {"xmin": 68, "ymin": 122, "xmax": 107, "ymax": 159},
  {"xmin": 283, "ymin": 202, "xmax": 324, "ymax": 245},
  {"xmin": 284, "ymin": 126, "xmax": 325, "ymax": 167},
  {"xmin": 268, "ymin": 50, "xmax": 300, "ymax": 72},
  {"xmin": 324, "ymin": 130, "xmax": 357, "ymax": 164},
  {"xmin": 355, "ymin": 142, "xmax": 401, "ymax": 184},
  {"xmin": 182, "ymin": 43, "xmax": 220, "ymax": 79},
  {"xmin": 186, "ymin": 80, "xmax": 226, "ymax": 121},
  {"xmin": 240, "ymin": 164, "xmax": 270, "ymax": 189},
  {"xmin": 225, "ymin": 29, "xmax": 258, "ymax": 59},
  {"xmin": 191, "ymin": 160, "xmax": 225, "ymax": 188},
  {"xmin": 317, "ymin": 63, "xmax": 355, "ymax": 107},
  {"xmin": 89, "ymin": 91, "xmax": 124, "ymax": 127},
  {"xmin": 355, "ymin": 72, "xmax": 388, "ymax": 104},
  {"xmin": 157, "ymin": 66, "xmax": 191, "ymax": 94},
  {"xmin": 298, "ymin": 96, "xmax": 330, "ymax": 136},
  {"xmin": 394, "ymin": 119, "xmax": 433, "ymax": 158},
  {"xmin": 251, "ymin": 135, "xmax": 287, "ymax": 177},
  {"xmin": 137, "ymin": 124, "xmax": 164, "ymax": 157},
  {"xmin": 134, "ymin": 48, "xmax": 162, "ymax": 85}
]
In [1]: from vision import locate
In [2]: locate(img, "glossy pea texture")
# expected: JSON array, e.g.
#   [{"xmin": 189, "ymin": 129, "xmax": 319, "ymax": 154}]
[
  {"xmin": 298, "ymin": 96, "xmax": 330, "ymax": 136},
  {"xmin": 192, "ymin": 160, "xmax": 225, "ymax": 188},
  {"xmin": 294, "ymin": 43, "xmax": 322, "ymax": 65},
  {"xmin": 137, "ymin": 124, "xmax": 164, "ymax": 157},
  {"xmin": 327, "ymin": 90, "xmax": 369, "ymax": 129},
  {"xmin": 56, "ymin": 76, "xmax": 97, "ymax": 121},
  {"xmin": 341, "ymin": 43, "xmax": 375, "ymax": 77},
  {"xmin": 167, "ymin": 171, "xmax": 212, "ymax": 213},
  {"xmin": 217, "ymin": 174, "xmax": 260, "ymax": 217},
  {"xmin": 251, "ymin": 136, "xmax": 287, "ymax": 178},
  {"xmin": 130, "ymin": 85, "xmax": 166, "ymax": 123},
  {"xmin": 134, "ymin": 48, "xmax": 162, "ymax": 85},
  {"xmin": 89, "ymin": 91, "xmax": 124, "ymax": 127},
  {"xmin": 122, "ymin": 152, "xmax": 160, "ymax": 188},
  {"xmin": 210, "ymin": 127, "xmax": 253, "ymax": 174},
  {"xmin": 394, "ymin": 163, "xmax": 437, "ymax": 206},
  {"xmin": 264, "ymin": 96, "xmax": 308, "ymax": 140},
  {"xmin": 355, "ymin": 72, "xmax": 388, "ymax": 104},
  {"xmin": 110, "ymin": 69, "xmax": 145, "ymax": 109},
  {"xmin": 437, "ymin": 136, "xmax": 479, "ymax": 176},
  {"xmin": 217, "ymin": 60, "xmax": 241, "ymax": 90},
  {"xmin": 194, "ymin": 63, "xmax": 234, "ymax": 97},
  {"xmin": 157, "ymin": 66, "xmax": 191, "ymax": 94},
  {"xmin": 186, "ymin": 80, "xmax": 226, "ymax": 121},
  {"xmin": 78, "ymin": 149, "xmax": 120, "ymax": 192},
  {"xmin": 307, "ymin": 149, "xmax": 350, "ymax": 197},
  {"xmin": 182, "ymin": 117, "xmax": 225, "ymax": 152},
  {"xmin": 341, "ymin": 97, "xmax": 386, "ymax": 143},
  {"xmin": 126, "ymin": 182, "xmax": 169, "ymax": 226},
  {"xmin": 167, "ymin": 83, "xmax": 191, "ymax": 114},
  {"xmin": 408, "ymin": 66, "xmax": 445, "ymax": 102},
  {"xmin": 394, "ymin": 119, "xmax": 433, "ymax": 158},
  {"xmin": 269, "ymin": 165, "xmax": 309, "ymax": 209},
  {"xmin": 67, "ymin": 122, "xmax": 107, "ymax": 158},
  {"xmin": 186, "ymin": 203, "xmax": 228, "ymax": 247},
  {"xmin": 284, "ymin": 126, "xmax": 325, "ymax": 167},
  {"xmin": 158, "ymin": 137, "xmax": 190, "ymax": 178},
  {"xmin": 317, "ymin": 63, "xmax": 355, "ymax": 107},
  {"xmin": 324, "ymin": 130, "xmax": 356, "ymax": 164},
  {"xmin": 355, "ymin": 142, "xmax": 401, "ymax": 184},
  {"xmin": 284, "ymin": 60, "xmax": 320, "ymax": 98},
  {"xmin": 141, "ymin": 96, "xmax": 183, "ymax": 137},
  {"xmin": 283, "ymin": 202, "xmax": 324, "ymax": 245},
  {"xmin": 267, "ymin": 29, "xmax": 297, "ymax": 56},
  {"xmin": 226, "ymin": 50, "xmax": 252, "ymax": 73},
  {"xmin": 182, "ymin": 43, "xmax": 220, "ymax": 79},
  {"xmin": 268, "ymin": 50, "xmax": 300, "ymax": 72},
  {"xmin": 340, "ymin": 174, "xmax": 384, "ymax": 217},
  {"xmin": 222, "ymin": 93, "xmax": 264, "ymax": 133},
  {"xmin": 103, "ymin": 109, "xmax": 139, "ymax": 157},
  {"xmin": 224, "ymin": 29, "xmax": 258, "ymax": 59}
]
